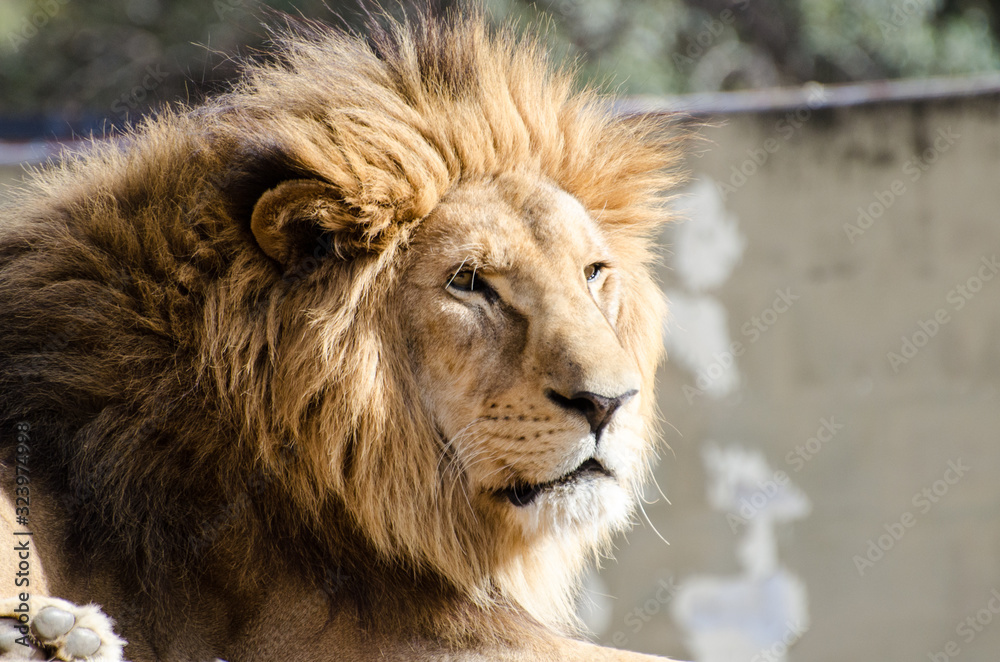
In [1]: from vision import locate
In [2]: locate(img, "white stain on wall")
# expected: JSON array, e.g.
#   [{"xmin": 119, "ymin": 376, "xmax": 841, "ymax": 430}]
[
  {"xmin": 663, "ymin": 178, "xmax": 746, "ymax": 399},
  {"xmin": 671, "ymin": 444, "xmax": 811, "ymax": 662},
  {"xmin": 662, "ymin": 292, "xmax": 740, "ymax": 398},
  {"xmin": 672, "ymin": 179, "xmax": 746, "ymax": 293}
]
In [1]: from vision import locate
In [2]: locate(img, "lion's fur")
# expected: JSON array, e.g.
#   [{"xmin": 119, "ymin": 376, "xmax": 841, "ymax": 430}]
[{"xmin": 0, "ymin": 9, "xmax": 682, "ymax": 660}]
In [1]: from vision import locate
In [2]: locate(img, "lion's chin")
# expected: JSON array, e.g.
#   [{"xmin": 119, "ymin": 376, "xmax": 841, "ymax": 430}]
[
  {"xmin": 502, "ymin": 467, "xmax": 634, "ymax": 536},
  {"xmin": 498, "ymin": 458, "xmax": 611, "ymax": 507}
]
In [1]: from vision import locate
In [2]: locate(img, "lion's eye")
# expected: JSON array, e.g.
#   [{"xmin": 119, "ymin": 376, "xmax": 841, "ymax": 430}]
[
  {"xmin": 448, "ymin": 269, "xmax": 479, "ymax": 292},
  {"xmin": 447, "ymin": 268, "xmax": 497, "ymax": 302},
  {"xmin": 584, "ymin": 263, "xmax": 603, "ymax": 282}
]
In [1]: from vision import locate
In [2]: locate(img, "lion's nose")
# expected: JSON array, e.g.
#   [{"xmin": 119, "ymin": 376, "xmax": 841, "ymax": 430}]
[{"xmin": 546, "ymin": 388, "xmax": 638, "ymax": 437}]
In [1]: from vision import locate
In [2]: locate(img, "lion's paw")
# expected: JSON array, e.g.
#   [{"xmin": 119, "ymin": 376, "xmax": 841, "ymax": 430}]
[{"xmin": 0, "ymin": 596, "xmax": 126, "ymax": 661}]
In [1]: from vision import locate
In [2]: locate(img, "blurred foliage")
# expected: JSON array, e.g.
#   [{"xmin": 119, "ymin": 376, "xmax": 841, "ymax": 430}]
[
  {"xmin": 1, "ymin": 0, "xmax": 999, "ymax": 127},
  {"xmin": 0, "ymin": 0, "xmax": 385, "ymax": 122},
  {"xmin": 490, "ymin": 0, "xmax": 1000, "ymax": 94}
]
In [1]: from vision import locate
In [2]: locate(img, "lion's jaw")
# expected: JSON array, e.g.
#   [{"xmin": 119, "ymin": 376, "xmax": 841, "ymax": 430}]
[{"xmin": 401, "ymin": 173, "xmax": 650, "ymax": 542}]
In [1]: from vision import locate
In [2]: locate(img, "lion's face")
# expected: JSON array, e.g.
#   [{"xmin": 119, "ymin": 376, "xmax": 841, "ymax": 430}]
[{"xmin": 400, "ymin": 172, "xmax": 648, "ymax": 537}]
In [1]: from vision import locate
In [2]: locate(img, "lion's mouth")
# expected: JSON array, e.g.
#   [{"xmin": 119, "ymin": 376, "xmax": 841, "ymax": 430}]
[{"xmin": 499, "ymin": 458, "xmax": 612, "ymax": 507}]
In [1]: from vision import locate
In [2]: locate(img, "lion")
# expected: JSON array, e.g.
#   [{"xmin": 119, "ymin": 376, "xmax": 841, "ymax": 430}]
[{"xmin": 0, "ymin": 10, "xmax": 683, "ymax": 662}]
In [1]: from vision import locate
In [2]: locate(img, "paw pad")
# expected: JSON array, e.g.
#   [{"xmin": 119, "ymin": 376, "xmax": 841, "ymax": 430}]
[
  {"xmin": 0, "ymin": 596, "xmax": 125, "ymax": 661},
  {"xmin": 64, "ymin": 626, "xmax": 103, "ymax": 658},
  {"xmin": 33, "ymin": 606, "xmax": 76, "ymax": 640}
]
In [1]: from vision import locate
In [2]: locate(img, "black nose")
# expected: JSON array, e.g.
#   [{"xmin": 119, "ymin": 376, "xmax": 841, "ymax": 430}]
[{"xmin": 546, "ymin": 388, "xmax": 638, "ymax": 436}]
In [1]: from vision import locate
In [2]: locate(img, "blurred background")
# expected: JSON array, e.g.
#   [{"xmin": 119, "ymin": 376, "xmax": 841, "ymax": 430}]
[{"xmin": 1, "ymin": 1, "xmax": 998, "ymax": 660}]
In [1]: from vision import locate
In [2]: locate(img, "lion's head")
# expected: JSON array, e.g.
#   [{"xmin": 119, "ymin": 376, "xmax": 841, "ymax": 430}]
[
  {"xmin": 230, "ymin": 14, "xmax": 681, "ymax": 630},
  {"xmin": 0, "ymin": 10, "xmax": 681, "ymax": 644}
]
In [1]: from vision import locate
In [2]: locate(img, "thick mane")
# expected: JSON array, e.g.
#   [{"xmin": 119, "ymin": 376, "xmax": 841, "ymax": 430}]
[{"xmin": 0, "ymin": 10, "xmax": 681, "ymax": 644}]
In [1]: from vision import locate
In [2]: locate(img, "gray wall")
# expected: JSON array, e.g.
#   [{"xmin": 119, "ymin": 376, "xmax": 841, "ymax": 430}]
[{"xmin": 590, "ymin": 92, "xmax": 1000, "ymax": 661}]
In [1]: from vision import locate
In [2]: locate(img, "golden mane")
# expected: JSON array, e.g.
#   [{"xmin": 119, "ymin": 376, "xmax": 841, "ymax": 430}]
[{"xmin": 0, "ymin": 9, "xmax": 682, "ymax": 649}]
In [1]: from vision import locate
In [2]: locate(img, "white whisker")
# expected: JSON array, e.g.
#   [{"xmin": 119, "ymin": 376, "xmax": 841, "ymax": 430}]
[{"xmin": 636, "ymin": 497, "xmax": 670, "ymax": 546}]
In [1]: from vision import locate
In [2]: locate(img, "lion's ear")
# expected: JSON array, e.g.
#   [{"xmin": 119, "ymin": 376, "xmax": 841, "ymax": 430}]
[{"xmin": 250, "ymin": 179, "xmax": 346, "ymax": 268}]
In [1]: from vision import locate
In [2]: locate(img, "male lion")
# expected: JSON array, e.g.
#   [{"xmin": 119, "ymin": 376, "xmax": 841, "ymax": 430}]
[{"xmin": 0, "ymin": 10, "xmax": 682, "ymax": 662}]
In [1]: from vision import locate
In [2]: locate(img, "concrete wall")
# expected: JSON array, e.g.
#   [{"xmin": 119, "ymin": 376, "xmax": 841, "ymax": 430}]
[
  {"xmin": 587, "ymin": 91, "xmax": 1000, "ymax": 661},
  {"xmin": 1, "ymin": 88, "xmax": 998, "ymax": 661}
]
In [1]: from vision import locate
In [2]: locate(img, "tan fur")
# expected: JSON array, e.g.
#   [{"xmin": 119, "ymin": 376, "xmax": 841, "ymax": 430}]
[{"xmin": 0, "ymin": 10, "xmax": 682, "ymax": 661}]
